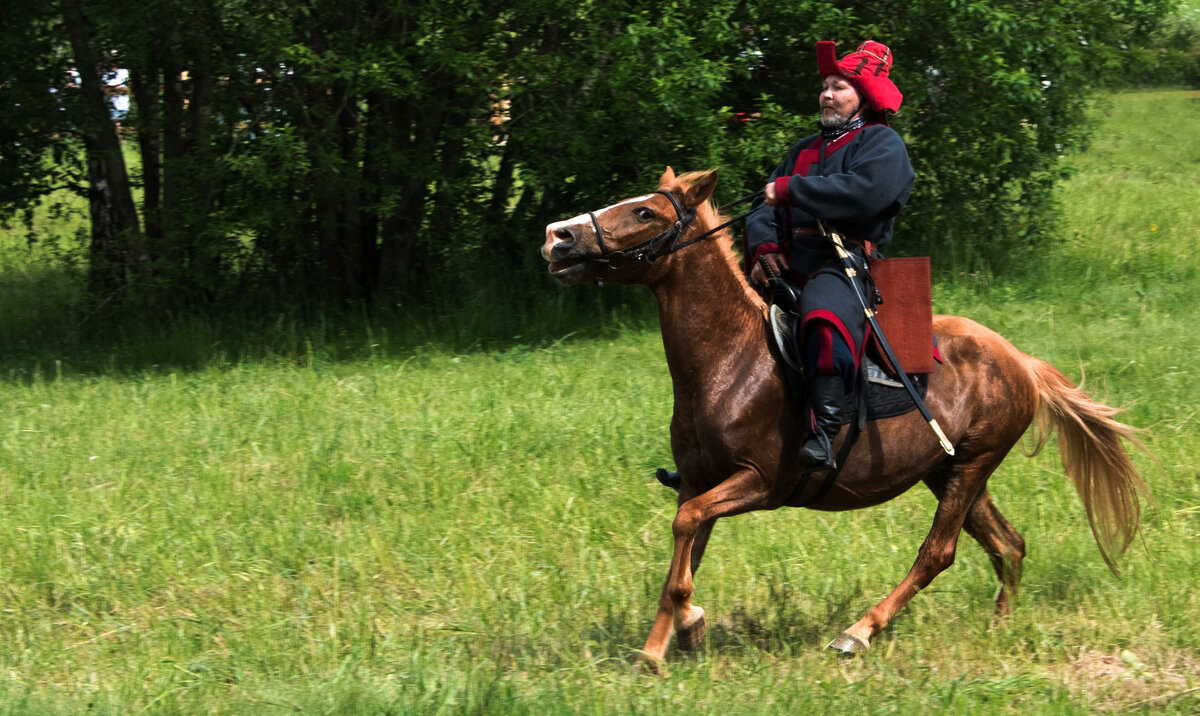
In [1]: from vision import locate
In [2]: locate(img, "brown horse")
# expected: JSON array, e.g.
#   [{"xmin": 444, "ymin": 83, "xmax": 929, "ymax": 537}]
[{"xmin": 540, "ymin": 167, "xmax": 1146, "ymax": 665}]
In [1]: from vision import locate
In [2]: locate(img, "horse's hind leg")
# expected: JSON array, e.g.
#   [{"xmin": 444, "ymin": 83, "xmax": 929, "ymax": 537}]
[
  {"xmin": 963, "ymin": 490, "xmax": 1025, "ymax": 615},
  {"xmin": 830, "ymin": 453, "xmax": 1008, "ymax": 654}
]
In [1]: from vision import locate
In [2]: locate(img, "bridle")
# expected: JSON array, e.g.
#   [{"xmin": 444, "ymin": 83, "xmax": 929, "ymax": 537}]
[
  {"xmin": 585, "ymin": 189, "xmax": 763, "ymax": 275},
  {"xmin": 585, "ymin": 190, "xmax": 693, "ymax": 271}
]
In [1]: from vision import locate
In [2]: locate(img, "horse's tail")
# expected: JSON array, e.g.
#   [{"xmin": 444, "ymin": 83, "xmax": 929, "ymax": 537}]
[{"xmin": 1025, "ymin": 358, "xmax": 1148, "ymax": 574}]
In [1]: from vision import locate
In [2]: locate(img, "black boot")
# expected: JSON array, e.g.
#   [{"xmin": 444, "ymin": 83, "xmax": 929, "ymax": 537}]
[{"xmin": 797, "ymin": 375, "xmax": 847, "ymax": 469}]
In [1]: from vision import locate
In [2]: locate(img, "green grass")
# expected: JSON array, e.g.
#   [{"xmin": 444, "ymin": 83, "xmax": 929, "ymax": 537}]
[{"xmin": 0, "ymin": 90, "xmax": 1198, "ymax": 713}]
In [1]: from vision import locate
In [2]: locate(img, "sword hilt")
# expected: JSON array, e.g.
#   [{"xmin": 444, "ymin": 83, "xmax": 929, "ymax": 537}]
[{"xmin": 757, "ymin": 255, "xmax": 781, "ymax": 281}]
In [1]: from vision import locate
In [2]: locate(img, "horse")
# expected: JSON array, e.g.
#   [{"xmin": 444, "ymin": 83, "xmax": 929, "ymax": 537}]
[{"xmin": 539, "ymin": 167, "xmax": 1147, "ymax": 666}]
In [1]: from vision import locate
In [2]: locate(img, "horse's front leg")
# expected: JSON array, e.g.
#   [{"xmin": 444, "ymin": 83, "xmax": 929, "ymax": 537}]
[{"xmin": 641, "ymin": 469, "xmax": 771, "ymax": 667}]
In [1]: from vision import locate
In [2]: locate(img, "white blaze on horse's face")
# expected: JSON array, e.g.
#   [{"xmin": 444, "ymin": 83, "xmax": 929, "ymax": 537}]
[{"xmin": 541, "ymin": 194, "xmax": 655, "ymax": 263}]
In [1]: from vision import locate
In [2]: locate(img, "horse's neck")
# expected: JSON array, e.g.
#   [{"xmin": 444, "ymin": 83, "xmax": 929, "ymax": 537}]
[{"xmin": 649, "ymin": 242, "xmax": 766, "ymax": 385}]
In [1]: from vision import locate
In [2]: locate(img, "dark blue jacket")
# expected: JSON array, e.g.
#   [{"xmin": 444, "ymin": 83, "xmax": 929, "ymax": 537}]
[{"xmin": 746, "ymin": 123, "xmax": 913, "ymax": 264}]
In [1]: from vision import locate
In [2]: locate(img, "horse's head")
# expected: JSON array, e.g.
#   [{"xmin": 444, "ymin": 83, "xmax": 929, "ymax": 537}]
[{"xmin": 541, "ymin": 167, "xmax": 718, "ymax": 285}]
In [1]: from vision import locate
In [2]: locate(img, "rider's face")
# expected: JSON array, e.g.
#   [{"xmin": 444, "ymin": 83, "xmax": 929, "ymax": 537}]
[{"xmin": 819, "ymin": 75, "xmax": 865, "ymax": 126}]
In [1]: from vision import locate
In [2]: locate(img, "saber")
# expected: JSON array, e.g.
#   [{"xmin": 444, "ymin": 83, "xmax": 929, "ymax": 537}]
[{"xmin": 820, "ymin": 221, "xmax": 955, "ymax": 456}]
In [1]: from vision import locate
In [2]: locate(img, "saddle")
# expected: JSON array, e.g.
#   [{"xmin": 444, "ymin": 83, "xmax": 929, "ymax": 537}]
[{"xmin": 768, "ymin": 303, "xmax": 930, "ymax": 426}]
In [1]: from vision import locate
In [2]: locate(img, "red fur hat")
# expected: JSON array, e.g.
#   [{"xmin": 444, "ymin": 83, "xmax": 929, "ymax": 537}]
[{"xmin": 816, "ymin": 40, "xmax": 903, "ymax": 114}]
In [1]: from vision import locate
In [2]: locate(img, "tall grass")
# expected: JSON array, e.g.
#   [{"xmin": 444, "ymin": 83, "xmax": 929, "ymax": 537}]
[{"xmin": 0, "ymin": 90, "xmax": 1197, "ymax": 714}]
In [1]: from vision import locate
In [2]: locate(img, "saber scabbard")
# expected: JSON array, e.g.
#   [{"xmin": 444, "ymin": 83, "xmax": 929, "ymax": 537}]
[{"xmin": 820, "ymin": 222, "xmax": 955, "ymax": 456}]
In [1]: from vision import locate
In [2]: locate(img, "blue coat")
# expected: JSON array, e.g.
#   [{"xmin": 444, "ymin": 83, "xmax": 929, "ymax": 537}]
[
  {"xmin": 746, "ymin": 123, "xmax": 914, "ymax": 273},
  {"xmin": 746, "ymin": 122, "xmax": 915, "ymax": 376}
]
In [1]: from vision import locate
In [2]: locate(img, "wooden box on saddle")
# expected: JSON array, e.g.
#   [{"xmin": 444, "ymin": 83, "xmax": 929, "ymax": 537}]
[{"xmin": 869, "ymin": 256, "xmax": 934, "ymax": 375}]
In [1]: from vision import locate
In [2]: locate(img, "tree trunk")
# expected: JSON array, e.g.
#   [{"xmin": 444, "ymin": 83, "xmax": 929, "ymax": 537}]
[
  {"xmin": 336, "ymin": 85, "xmax": 365, "ymax": 303},
  {"xmin": 61, "ymin": 0, "xmax": 143, "ymax": 294},
  {"xmin": 160, "ymin": 19, "xmax": 187, "ymax": 271},
  {"xmin": 360, "ymin": 91, "xmax": 389, "ymax": 303},
  {"xmin": 182, "ymin": 32, "xmax": 220, "ymax": 299},
  {"xmin": 376, "ymin": 90, "xmax": 433, "ymax": 300},
  {"xmin": 128, "ymin": 60, "xmax": 163, "ymax": 245}
]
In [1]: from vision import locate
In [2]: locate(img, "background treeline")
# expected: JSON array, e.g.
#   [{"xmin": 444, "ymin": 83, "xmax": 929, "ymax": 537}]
[{"xmin": 1, "ymin": 0, "xmax": 1197, "ymax": 312}]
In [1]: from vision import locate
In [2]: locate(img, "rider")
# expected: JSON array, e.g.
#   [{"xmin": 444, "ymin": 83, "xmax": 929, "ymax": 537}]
[{"xmin": 746, "ymin": 40, "xmax": 914, "ymax": 470}]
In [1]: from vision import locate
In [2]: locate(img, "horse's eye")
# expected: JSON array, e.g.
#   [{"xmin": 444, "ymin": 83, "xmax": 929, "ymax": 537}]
[{"xmin": 634, "ymin": 207, "xmax": 654, "ymax": 221}]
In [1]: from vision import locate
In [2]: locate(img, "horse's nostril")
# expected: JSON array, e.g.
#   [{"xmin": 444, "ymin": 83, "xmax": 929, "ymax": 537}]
[{"xmin": 554, "ymin": 227, "xmax": 574, "ymax": 242}]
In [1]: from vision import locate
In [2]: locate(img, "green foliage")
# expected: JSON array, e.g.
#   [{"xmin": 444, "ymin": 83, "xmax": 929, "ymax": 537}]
[
  {"xmin": 1097, "ymin": 0, "xmax": 1200, "ymax": 86},
  {"xmin": 0, "ymin": 1, "xmax": 82, "ymax": 215},
  {"xmin": 0, "ymin": 0, "xmax": 1195, "ymax": 311}
]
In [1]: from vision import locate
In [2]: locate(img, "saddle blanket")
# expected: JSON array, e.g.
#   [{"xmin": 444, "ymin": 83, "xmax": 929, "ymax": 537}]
[{"xmin": 845, "ymin": 358, "xmax": 930, "ymax": 425}]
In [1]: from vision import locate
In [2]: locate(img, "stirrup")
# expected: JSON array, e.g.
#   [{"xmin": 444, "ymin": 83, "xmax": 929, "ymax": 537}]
[{"xmin": 797, "ymin": 432, "xmax": 836, "ymax": 470}]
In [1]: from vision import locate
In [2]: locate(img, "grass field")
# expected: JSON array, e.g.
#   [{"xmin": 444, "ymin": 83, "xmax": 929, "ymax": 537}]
[{"xmin": 1, "ymin": 90, "xmax": 1198, "ymax": 714}]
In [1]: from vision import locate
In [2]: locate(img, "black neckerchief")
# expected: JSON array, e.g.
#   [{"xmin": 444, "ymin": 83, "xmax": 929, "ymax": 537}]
[{"xmin": 819, "ymin": 115, "xmax": 868, "ymax": 141}]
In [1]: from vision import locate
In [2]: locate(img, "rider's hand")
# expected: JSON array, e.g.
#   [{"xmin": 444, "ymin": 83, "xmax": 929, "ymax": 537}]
[
  {"xmin": 749, "ymin": 252, "xmax": 789, "ymax": 285},
  {"xmin": 764, "ymin": 182, "xmax": 780, "ymax": 206}
]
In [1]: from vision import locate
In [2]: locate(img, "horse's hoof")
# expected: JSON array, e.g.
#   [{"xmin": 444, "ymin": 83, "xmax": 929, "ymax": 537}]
[
  {"xmin": 640, "ymin": 653, "xmax": 667, "ymax": 676},
  {"xmin": 827, "ymin": 632, "xmax": 869, "ymax": 655},
  {"xmin": 675, "ymin": 607, "xmax": 707, "ymax": 651}
]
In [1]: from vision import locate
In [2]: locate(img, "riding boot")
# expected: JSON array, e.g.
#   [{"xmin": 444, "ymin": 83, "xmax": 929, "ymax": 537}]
[{"xmin": 797, "ymin": 375, "xmax": 847, "ymax": 469}]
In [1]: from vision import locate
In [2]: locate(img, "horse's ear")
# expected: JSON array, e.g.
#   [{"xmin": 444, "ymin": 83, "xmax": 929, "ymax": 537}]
[
  {"xmin": 684, "ymin": 170, "xmax": 718, "ymax": 209},
  {"xmin": 658, "ymin": 166, "xmax": 676, "ymax": 187}
]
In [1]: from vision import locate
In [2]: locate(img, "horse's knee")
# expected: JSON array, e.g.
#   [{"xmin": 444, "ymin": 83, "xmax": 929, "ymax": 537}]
[
  {"xmin": 1003, "ymin": 538, "xmax": 1025, "ymax": 565},
  {"xmin": 671, "ymin": 507, "xmax": 704, "ymax": 540},
  {"xmin": 937, "ymin": 549, "xmax": 956, "ymax": 573}
]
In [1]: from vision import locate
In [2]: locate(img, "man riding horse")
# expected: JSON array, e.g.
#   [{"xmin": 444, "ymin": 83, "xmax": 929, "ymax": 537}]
[
  {"xmin": 747, "ymin": 40, "xmax": 914, "ymax": 470},
  {"xmin": 541, "ymin": 39, "xmax": 1145, "ymax": 664}
]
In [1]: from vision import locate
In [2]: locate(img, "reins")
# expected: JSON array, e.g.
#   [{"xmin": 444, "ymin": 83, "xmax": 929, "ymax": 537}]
[
  {"xmin": 672, "ymin": 189, "xmax": 763, "ymax": 253},
  {"xmin": 589, "ymin": 189, "xmax": 764, "ymax": 273}
]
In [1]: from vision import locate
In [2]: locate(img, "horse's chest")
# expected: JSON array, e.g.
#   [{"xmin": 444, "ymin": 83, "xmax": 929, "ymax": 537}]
[{"xmin": 670, "ymin": 389, "xmax": 780, "ymax": 462}]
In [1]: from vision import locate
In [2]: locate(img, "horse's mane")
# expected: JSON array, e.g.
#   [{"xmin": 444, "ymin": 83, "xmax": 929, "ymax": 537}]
[{"xmin": 672, "ymin": 170, "xmax": 766, "ymax": 312}]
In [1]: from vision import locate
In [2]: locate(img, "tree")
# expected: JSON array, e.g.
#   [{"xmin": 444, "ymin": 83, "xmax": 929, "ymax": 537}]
[
  {"xmin": 0, "ymin": 0, "xmax": 1191, "ymax": 310},
  {"xmin": 0, "ymin": 2, "xmax": 83, "ymax": 249}
]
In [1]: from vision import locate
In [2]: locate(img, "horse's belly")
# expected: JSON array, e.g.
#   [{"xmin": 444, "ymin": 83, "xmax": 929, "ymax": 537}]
[{"xmin": 785, "ymin": 413, "xmax": 944, "ymax": 511}]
